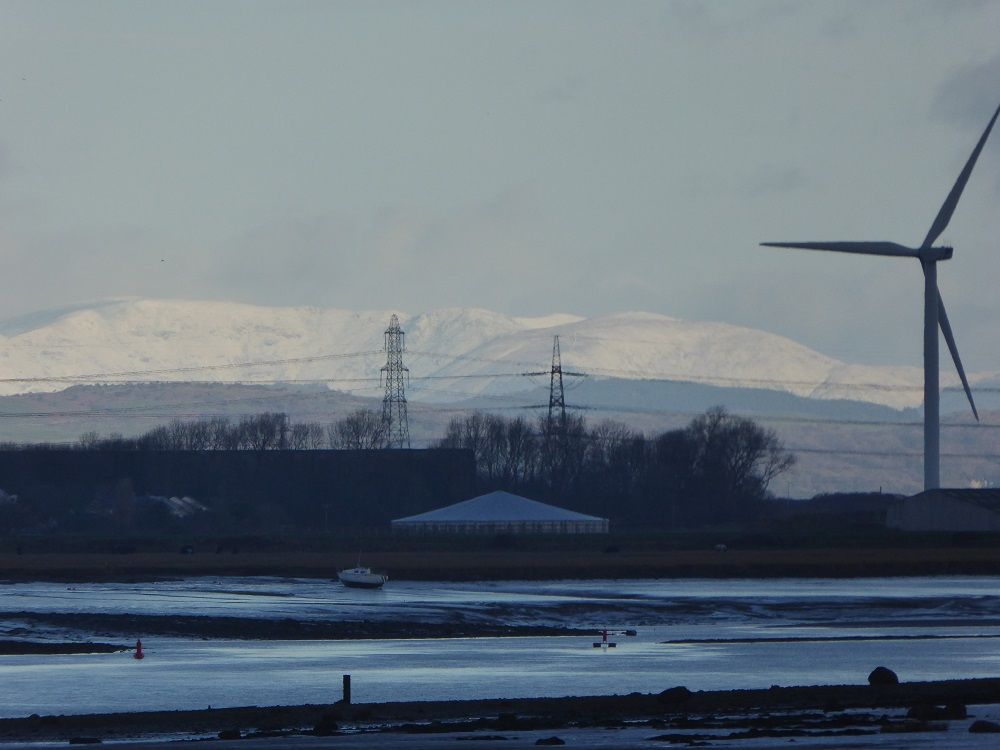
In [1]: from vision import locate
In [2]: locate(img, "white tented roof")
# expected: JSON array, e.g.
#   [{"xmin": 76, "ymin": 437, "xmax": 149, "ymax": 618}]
[{"xmin": 392, "ymin": 491, "xmax": 606, "ymax": 524}]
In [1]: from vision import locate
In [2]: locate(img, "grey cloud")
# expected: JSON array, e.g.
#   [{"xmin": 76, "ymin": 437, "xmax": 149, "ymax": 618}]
[
  {"xmin": 685, "ymin": 257, "xmax": 924, "ymax": 366},
  {"xmin": 933, "ymin": 58, "xmax": 1000, "ymax": 198},
  {"xmin": 818, "ymin": 11, "xmax": 858, "ymax": 39},
  {"xmin": 206, "ymin": 184, "xmax": 556, "ymax": 314},
  {"xmin": 535, "ymin": 74, "xmax": 587, "ymax": 104},
  {"xmin": 743, "ymin": 165, "xmax": 808, "ymax": 195},
  {"xmin": 0, "ymin": 225, "xmax": 175, "ymax": 320},
  {"xmin": 371, "ymin": 184, "xmax": 560, "ymax": 312},
  {"xmin": 933, "ymin": 53, "xmax": 1000, "ymax": 129},
  {"xmin": 667, "ymin": 0, "xmax": 802, "ymax": 38},
  {"xmin": 208, "ymin": 214, "xmax": 363, "ymax": 307},
  {"xmin": 0, "ymin": 141, "xmax": 12, "ymax": 182}
]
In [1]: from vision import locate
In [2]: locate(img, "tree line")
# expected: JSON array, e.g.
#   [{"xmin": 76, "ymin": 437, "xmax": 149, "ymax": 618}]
[
  {"xmin": 437, "ymin": 408, "xmax": 793, "ymax": 526},
  {"xmin": 66, "ymin": 406, "xmax": 794, "ymax": 527},
  {"xmin": 75, "ymin": 409, "xmax": 389, "ymax": 452}
]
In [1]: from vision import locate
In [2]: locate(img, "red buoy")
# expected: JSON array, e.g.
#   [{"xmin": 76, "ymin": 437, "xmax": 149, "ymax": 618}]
[{"xmin": 134, "ymin": 639, "xmax": 144, "ymax": 660}]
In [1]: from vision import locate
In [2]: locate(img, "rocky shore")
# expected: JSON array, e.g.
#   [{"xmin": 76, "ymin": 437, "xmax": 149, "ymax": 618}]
[{"xmin": 2, "ymin": 678, "xmax": 1000, "ymax": 743}]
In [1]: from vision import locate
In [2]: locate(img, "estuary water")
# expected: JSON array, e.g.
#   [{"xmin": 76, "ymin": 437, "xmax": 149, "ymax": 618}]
[{"xmin": 0, "ymin": 576, "xmax": 998, "ymax": 717}]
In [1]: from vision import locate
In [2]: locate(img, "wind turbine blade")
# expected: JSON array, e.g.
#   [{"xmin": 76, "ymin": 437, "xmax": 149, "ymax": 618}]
[
  {"xmin": 761, "ymin": 241, "xmax": 918, "ymax": 258},
  {"xmin": 922, "ymin": 101, "xmax": 1000, "ymax": 249},
  {"xmin": 937, "ymin": 293, "xmax": 979, "ymax": 421}
]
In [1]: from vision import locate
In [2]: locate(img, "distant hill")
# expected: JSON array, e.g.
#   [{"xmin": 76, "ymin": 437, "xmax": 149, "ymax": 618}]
[{"xmin": 1, "ymin": 298, "xmax": 993, "ymax": 410}]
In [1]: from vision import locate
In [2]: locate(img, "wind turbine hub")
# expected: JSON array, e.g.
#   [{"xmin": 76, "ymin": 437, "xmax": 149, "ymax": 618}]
[{"xmin": 921, "ymin": 246, "xmax": 953, "ymax": 261}]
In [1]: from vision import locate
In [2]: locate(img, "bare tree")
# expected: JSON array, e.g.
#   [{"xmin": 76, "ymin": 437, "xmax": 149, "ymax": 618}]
[
  {"xmin": 501, "ymin": 416, "xmax": 537, "ymax": 485},
  {"xmin": 238, "ymin": 413, "xmax": 290, "ymax": 451},
  {"xmin": 439, "ymin": 412, "xmax": 490, "ymax": 459},
  {"xmin": 78, "ymin": 431, "xmax": 102, "ymax": 450},
  {"xmin": 185, "ymin": 420, "xmax": 213, "ymax": 450},
  {"xmin": 685, "ymin": 406, "xmax": 795, "ymax": 499},
  {"xmin": 537, "ymin": 412, "xmax": 588, "ymax": 496},
  {"xmin": 330, "ymin": 409, "xmax": 388, "ymax": 449},
  {"xmin": 289, "ymin": 422, "xmax": 325, "ymax": 449},
  {"xmin": 437, "ymin": 412, "xmax": 539, "ymax": 487},
  {"xmin": 208, "ymin": 418, "xmax": 240, "ymax": 450}
]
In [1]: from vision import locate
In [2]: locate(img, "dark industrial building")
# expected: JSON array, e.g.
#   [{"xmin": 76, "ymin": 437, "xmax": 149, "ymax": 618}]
[
  {"xmin": 0, "ymin": 448, "xmax": 475, "ymax": 530},
  {"xmin": 886, "ymin": 488, "xmax": 1000, "ymax": 532}
]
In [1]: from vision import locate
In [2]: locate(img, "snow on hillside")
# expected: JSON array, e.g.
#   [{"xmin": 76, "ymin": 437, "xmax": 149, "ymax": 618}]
[
  {"xmin": 0, "ymin": 300, "xmax": 577, "ymax": 401},
  {"xmin": 0, "ymin": 298, "xmax": 978, "ymax": 409},
  {"xmin": 410, "ymin": 311, "xmax": 937, "ymax": 409}
]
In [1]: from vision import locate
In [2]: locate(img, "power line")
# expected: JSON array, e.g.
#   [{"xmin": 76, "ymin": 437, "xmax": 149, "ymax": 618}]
[
  {"xmin": 5, "ymin": 347, "xmax": 992, "ymax": 397},
  {"xmin": 408, "ymin": 434, "xmax": 1000, "ymax": 461},
  {"xmin": 407, "ymin": 402, "xmax": 548, "ymax": 414},
  {"xmin": 0, "ymin": 350, "xmax": 384, "ymax": 384},
  {"xmin": 1, "ymin": 336, "xmax": 995, "ymax": 398},
  {"xmin": 405, "ymin": 384, "xmax": 536, "ymax": 403},
  {"xmin": 407, "ymin": 349, "xmax": 545, "ymax": 370},
  {"xmin": 578, "ymin": 364, "xmax": 945, "ymax": 393},
  {"xmin": 787, "ymin": 446, "xmax": 1000, "ymax": 459},
  {"xmin": 0, "ymin": 370, "xmax": 538, "ymax": 387},
  {"xmin": 406, "ymin": 348, "xmax": 993, "ymax": 394},
  {"xmin": 572, "ymin": 404, "xmax": 999, "ymax": 430},
  {"xmin": 2, "ymin": 384, "xmax": 998, "ymax": 436}
]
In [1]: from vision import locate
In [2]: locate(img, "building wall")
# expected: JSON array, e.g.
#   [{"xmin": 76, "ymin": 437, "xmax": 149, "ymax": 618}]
[
  {"xmin": 0, "ymin": 448, "xmax": 475, "ymax": 528},
  {"xmin": 886, "ymin": 495, "xmax": 1000, "ymax": 532},
  {"xmin": 392, "ymin": 519, "xmax": 609, "ymax": 534}
]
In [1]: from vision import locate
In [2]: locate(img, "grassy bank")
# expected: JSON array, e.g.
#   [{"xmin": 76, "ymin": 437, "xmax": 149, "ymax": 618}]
[{"xmin": 2, "ymin": 542, "xmax": 1000, "ymax": 581}]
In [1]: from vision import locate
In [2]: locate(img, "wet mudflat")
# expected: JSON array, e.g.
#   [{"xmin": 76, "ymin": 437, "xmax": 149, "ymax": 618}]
[{"xmin": 1, "ymin": 575, "xmax": 1000, "ymax": 743}]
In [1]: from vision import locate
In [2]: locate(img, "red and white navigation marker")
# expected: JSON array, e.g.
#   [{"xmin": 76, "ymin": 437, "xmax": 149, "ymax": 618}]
[{"xmin": 592, "ymin": 629, "xmax": 617, "ymax": 649}]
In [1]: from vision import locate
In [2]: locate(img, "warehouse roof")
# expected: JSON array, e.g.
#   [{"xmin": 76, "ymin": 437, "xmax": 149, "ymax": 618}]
[
  {"xmin": 392, "ymin": 491, "xmax": 606, "ymax": 524},
  {"xmin": 910, "ymin": 488, "xmax": 1000, "ymax": 512}
]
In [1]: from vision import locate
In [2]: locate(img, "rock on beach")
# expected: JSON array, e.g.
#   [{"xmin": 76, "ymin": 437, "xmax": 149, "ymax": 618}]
[{"xmin": 868, "ymin": 666, "xmax": 899, "ymax": 687}]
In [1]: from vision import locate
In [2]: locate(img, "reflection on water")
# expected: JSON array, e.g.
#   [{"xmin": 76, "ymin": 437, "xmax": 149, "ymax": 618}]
[{"xmin": 1, "ymin": 576, "xmax": 999, "ymax": 717}]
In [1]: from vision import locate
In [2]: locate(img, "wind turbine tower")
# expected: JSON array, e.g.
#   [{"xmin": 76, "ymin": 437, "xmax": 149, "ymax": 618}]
[{"xmin": 763, "ymin": 101, "xmax": 1000, "ymax": 491}]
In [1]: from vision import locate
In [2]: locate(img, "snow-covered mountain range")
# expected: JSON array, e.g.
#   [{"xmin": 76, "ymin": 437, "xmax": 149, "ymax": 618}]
[{"xmin": 0, "ymin": 298, "xmax": 986, "ymax": 410}]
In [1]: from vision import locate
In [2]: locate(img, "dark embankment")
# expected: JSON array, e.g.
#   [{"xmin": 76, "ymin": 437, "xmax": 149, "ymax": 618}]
[
  {"xmin": 0, "ymin": 640, "xmax": 126, "ymax": 655},
  {"xmin": 5, "ymin": 612, "xmax": 593, "ymax": 640},
  {"xmin": 3, "ymin": 678, "xmax": 1000, "ymax": 741},
  {"xmin": 3, "ymin": 543, "xmax": 1000, "ymax": 582}
]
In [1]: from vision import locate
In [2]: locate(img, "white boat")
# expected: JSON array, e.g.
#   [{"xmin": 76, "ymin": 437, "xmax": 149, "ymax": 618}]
[{"xmin": 337, "ymin": 566, "xmax": 388, "ymax": 589}]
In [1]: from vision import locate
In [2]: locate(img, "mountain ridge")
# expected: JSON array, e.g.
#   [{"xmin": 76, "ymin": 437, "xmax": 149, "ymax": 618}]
[{"xmin": 0, "ymin": 298, "xmax": 986, "ymax": 411}]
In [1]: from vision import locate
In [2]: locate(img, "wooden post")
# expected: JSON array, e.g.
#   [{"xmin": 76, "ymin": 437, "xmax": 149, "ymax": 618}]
[{"xmin": 342, "ymin": 674, "xmax": 351, "ymax": 704}]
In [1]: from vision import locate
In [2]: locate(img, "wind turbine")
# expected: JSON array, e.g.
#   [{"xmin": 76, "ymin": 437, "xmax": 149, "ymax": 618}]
[{"xmin": 762, "ymin": 102, "xmax": 1000, "ymax": 491}]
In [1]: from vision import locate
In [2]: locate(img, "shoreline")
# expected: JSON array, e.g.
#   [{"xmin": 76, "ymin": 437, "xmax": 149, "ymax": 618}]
[
  {"xmin": 3, "ymin": 547, "xmax": 1000, "ymax": 582},
  {"xmin": 2, "ymin": 678, "xmax": 999, "ymax": 742},
  {"xmin": 0, "ymin": 640, "xmax": 126, "ymax": 655},
  {"xmin": 5, "ymin": 612, "xmax": 595, "ymax": 641}
]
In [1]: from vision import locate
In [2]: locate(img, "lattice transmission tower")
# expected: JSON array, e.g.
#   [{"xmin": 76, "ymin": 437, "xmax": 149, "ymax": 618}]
[
  {"xmin": 548, "ymin": 335, "xmax": 566, "ymax": 429},
  {"xmin": 380, "ymin": 314, "xmax": 410, "ymax": 449}
]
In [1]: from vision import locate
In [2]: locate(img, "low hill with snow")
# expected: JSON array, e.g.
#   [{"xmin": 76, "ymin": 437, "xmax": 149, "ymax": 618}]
[{"xmin": 0, "ymin": 298, "xmax": 987, "ymax": 412}]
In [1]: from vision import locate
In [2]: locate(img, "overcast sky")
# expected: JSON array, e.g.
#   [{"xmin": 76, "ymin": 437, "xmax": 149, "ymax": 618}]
[{"xmin": 1, "ymin": 1, "xmax": 999, "ymax": 368}]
